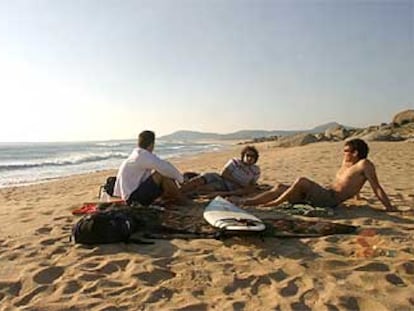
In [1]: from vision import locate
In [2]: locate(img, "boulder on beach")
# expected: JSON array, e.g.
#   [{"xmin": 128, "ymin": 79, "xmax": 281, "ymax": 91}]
[
  {"xmin": 273, "ymin": 133, "xmax": 318, "ymax": 147},
  {"xmin": 324, "ymin": 125, "xmax": 351, "ymax": 141},
  {"xmin": 392, "ymin": 109, "xmax": 414, "ymax": 126},
  {"xmin": 361, "ymin": 129, "xmax": 404, "ymax": 142}
]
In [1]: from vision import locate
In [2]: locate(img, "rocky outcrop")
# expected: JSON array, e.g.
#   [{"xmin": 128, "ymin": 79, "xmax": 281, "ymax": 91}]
[
  {"xmin": 324, "ymin": 126, "xmax": 351, "ymax": 141},
  {"xmin": 243, "ymin": 109, "xmax": 414, "ymax": 147},
  {"xmin": 393, "ymin": 109, "xmax": 414, "ymax": 126},
  {"xmin": 360, "ymin": 129, "xmax": 404, "ymax": 142},
  {"xmin": 273, "ymin": 133, "xmax": 319, "ymax": 147}
]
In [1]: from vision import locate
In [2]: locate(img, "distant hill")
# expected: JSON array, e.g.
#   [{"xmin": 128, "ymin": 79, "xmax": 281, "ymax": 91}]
[
  {"xmin": 159, "ymin": 122, "xmax": 353, "ymax": 141},
  {"xmin": 159, "ymin": 130, "xmax": 222, "ymax": 141}
]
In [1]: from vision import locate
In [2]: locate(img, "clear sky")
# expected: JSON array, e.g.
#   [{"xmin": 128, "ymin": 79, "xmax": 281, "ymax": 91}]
[{"xmin": 0, "ymin": 0, "xmax": 413, "ymax": 142}]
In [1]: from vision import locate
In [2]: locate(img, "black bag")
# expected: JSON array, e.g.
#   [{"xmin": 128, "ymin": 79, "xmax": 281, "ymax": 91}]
[
  {"xmin": 71, "ymin": 209, "xmax": 142, "ymax": 244},
  {"xmin": 99, "ymin": 176, "xmax": 117, "ymax": 198}
]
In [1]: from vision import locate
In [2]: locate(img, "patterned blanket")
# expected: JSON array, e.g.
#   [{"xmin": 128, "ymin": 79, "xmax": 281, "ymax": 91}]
[{"xmin": 72, "ymin": 201, "xmax": 356, "ymax": 239}]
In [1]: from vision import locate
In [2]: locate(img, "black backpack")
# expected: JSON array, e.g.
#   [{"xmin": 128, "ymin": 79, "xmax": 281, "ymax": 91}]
[
  {"xmin": 71, "ymin": 209, "xmax": 143, "ymax": 245},
  {"xmin": 99, "ymin": 176, "xmax": 117, "ymax": 198}
]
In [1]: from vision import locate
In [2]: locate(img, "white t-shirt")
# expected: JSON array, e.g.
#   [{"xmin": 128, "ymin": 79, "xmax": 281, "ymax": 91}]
[
  {"xmin": 114, "ymin": 147, "xmax": 184, "ymax": 200},
  {"xmin": 222, "ymin": 158, "xmax": 260, "ymax": 188}
]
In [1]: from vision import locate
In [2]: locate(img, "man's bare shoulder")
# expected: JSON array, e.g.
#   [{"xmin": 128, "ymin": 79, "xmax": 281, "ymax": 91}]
[
  {"xmin": 357, "ymin": 159, "xmax": 377, "ymax": 177},
  {"xmin": 357, "ymin": 158, "xmax": 374, "ymax": 168}
]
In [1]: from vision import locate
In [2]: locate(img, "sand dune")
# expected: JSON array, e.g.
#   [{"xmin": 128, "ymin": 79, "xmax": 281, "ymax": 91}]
[{"xmin": 1, "ymin": 141, "xmax": 413, "ymax": 310}]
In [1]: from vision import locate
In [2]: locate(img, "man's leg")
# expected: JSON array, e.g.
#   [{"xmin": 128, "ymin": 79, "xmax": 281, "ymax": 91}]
[
  {"xmin": 152, "ymin": 172, "xmax": 190, "ymax": 205},
  {"xmin": 239, "ymin": 183, "xmax": 290, "ymax": 205},
  {"xmin": 262, "ymin": 177, "xmax": 316, "ymax": 207},
  {"xmin": 180, "ymin": 173, "xmax": 227, "ymax": 195},
  {"xmin": 179, "ymin": 175, "xmax": 206, "ymax": 193}
]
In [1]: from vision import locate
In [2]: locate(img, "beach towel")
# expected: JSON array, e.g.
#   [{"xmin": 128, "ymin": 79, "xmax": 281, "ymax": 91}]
[
  {"xmin": 274, "ymin": 202, "xmax": 335, "ymax": 217},
  {"xmin": 70, "ymin": 201, "xmax": 355, "ymax": 242},
  {"xmin": 262, "ymin": 218, "xmax": 357, "ymax": 237}
]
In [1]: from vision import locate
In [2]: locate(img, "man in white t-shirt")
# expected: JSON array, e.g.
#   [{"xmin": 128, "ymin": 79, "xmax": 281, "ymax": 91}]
[
  {"xmin": 180, "ymin": 146, "xmax": 261, "ymax": 196},
  {"xmin": 114, "ymin": 130, "xmax": 187, "ymax": 206}
]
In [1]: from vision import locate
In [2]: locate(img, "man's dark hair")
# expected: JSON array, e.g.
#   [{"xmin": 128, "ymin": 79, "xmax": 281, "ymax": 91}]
[
  {"xmin": 345, "ymin": 138, "xmax": 369, "ymax": 159},
  {"xmin": 138, "ymin": 131, "xmax": 155, "ymax": 149},
  {"xmin": 241, "ymin": 145, "xmax": 259, "ymax": 163}
]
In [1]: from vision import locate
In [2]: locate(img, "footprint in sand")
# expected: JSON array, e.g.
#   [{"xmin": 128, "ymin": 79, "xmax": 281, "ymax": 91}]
[
  {"xmin": 62, "ymin": 280, "xmax": 81, "ymax": 295},
  {"xmin": 325, "ymin": 303, "xmax": 340, "ymax": 311},
  {"xmin": 192, "ymin": 289, "xmax": 204, "ymax": 297},
  {"xmin": 40, "ymin": 237, "xmax": 62, "ymax": 246},
  {"xmin": 35, "ymin": 227, "xmax": 53, "ymax": 235},
  {"xmin": 20, "ymin": 217, "xmax": 34, "ymax": 223},
  {"xmin": 339, "ymin": 296, "xmax": 359, "ymax": 310},
  {"xmin": 0, "ymin": 281, "xmax": 22, "ymax": 296},
  {"xmin": 98, "ymin": 262, "xmax": 121, "ymax": 274},
  {"xmin": 302, "ymin": 288, "xmax": 320, "ymax": 307},
  {"xmin": 152, "ymin": 257, "xmax": 173, "ymax": 267},
  {"xmin": 232, "ymin": 302, "xmax": 246, "ymax": 310},
  {"xmin": 25, "ymin": 250, "xmax": 39, "ymax": 258},
  {"xmin": 79, "ymin": 273, "xmax": 104, "ymax": 282},
  {"xmin": 223, "ymin": 275, "xmax": 255, "ymax": 295},
  {"xmin": 355, "ymin": 262, "xmax": 390, "ymax": 272},
  {"xmin": 173, "ymin": 303, "xmax": 209, "ymax": 311},
  {"xmin": 401, "ymin": 261, "xmax": 414, "ymax": 274},
  {"xmin": 144, "ymin": 286, "xmax": 174, "ymax": 304},
  {"xmin": 385, "ymin": 273, "xmax": 406, "ymax": 287},
  {"xmin": 250, "ymin": 275, "xmax": 272, "ymax": 295},
  {"xmin": 53, "ymin": 216, "xmax": 71, "ymax": 222},
  {"xmin": 134, "ymin": 268, "xmax": 176, "ymax": 286},
  {"xmin": 11, "ymin": 244, "xmax": 26, "ymax": 251},
  {"xmin": 324, "ymin": 246, "xmax": 348, "ymax": 256},
  {"xmin": 268, "ymin": 269, "xmax": 289, "ymax": 282},
  {"xmin": 98, "ymin": 279, "xmax": 123, "ymax": 288},
  {"xmin": 50, "ymin": 246, "xmax": 66, "ymax": 256},
  {"xmin": 40, "ymin": 210, "xmax": 53, "ymax": 216},
  {"xmin": 291, "ymin": 301, "xmax": 311, "ymax": 311},
  {"xmin": 33, "ymin": 266, "xmax": 64, "ymax": 284},
  {"xmin": 15, "ymin": 285, "xmax": 48, "ymax": 307},
  {"xmin": 280, "ymin": 279, "xmax": 299, "ymax": 297}
]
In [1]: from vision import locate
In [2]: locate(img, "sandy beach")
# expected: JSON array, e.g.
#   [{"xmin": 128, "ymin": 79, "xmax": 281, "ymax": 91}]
[{"xmin": 1, "ymin": 141, "xmax": 413, "ymax": 310}]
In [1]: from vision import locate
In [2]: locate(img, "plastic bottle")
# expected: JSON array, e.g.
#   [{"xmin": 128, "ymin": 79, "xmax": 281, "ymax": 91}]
[{"xmin": 100, "ymin": 191, "xmax": 111, "ymax": 202}]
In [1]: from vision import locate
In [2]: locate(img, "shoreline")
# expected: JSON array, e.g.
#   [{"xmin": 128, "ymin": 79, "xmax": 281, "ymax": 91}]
[{"xmin": 0, "ymin": 141, "xmax": 237, "ymax": 190}]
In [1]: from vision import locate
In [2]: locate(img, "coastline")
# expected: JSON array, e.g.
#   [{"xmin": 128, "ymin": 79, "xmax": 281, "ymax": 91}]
[
  {"xmin": 0, "ymin": 139, "xmax": 235, "ymax": 189},
  {"xmin": 1, "ymin": 141, "xmax": 414, "ymax": 310}
]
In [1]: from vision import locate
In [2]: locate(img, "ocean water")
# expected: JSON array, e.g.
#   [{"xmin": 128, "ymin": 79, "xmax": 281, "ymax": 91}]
[{"xmin": 0, "ymin": 140, "xmax": 226, "ymax": 188}]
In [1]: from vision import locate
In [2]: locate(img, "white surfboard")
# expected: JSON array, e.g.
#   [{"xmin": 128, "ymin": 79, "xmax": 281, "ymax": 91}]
[{"xmin": 204, "ymin": 196, "xmax": 265, "ymax": 231}]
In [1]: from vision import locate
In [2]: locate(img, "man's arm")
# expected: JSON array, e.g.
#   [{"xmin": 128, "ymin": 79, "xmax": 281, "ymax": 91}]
[
  {"xmin": 364, "ymin": 161, "xmax": 396, "ymax": 211},
  {"xmin": 143, "ymin": 152, "xmax": 184, "ymax": 184},
  {"xmin": 221, "ymin": 166, "xmax": 246, "ymax": 188}
]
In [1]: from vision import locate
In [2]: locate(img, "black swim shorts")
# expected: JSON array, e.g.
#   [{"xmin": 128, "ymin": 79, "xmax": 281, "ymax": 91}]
[{"xmin": 127, "ymin": 175, "xmax": 163, "ymax": 206}]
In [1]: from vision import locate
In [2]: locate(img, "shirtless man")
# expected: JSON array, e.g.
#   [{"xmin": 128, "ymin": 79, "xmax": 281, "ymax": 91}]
[{"xmin": 237, "ymin": 139, "xmax": 396, "ymax": 211}]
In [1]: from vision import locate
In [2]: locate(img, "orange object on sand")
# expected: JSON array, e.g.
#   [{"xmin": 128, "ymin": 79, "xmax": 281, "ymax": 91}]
[{"xmin": 72, "ymin": 203, "xmax": 98, "ymax": 215}]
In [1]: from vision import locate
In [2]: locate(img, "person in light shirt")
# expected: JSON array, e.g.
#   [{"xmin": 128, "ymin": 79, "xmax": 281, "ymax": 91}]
[
  {"xmin": 114, "ymin": 130, "xmax": 188, "ymax": 206},
  {"xmin": 180, "ymin": 146, "xmax": 261, "ymax": 197}
]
